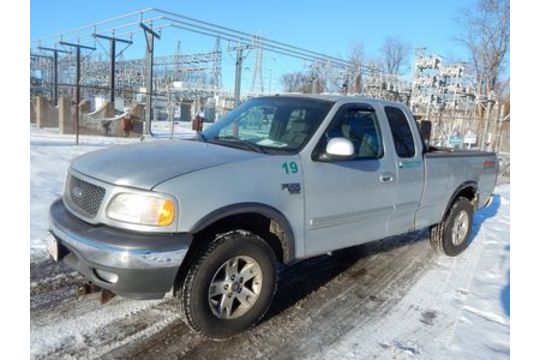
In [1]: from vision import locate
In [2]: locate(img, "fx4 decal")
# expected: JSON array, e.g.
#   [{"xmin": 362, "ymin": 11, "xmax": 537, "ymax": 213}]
[{"xmin": 281, "ymin": 183, "xmax": 301, "ymax": 194}]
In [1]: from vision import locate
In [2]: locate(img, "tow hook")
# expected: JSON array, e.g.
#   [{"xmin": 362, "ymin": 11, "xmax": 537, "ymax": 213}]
[{"xmin": 77, "ymin": 283, "xmax": 116, "ymax": 304}]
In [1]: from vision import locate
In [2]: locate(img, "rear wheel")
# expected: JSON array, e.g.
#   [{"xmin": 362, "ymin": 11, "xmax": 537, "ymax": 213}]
[
  {"xmin": 180, "ymin": 231, "xmax": 277, "ymax": 338},
  {"xmin": 430, "ymin": 197, "xmax": 474, "ymax": 256}
]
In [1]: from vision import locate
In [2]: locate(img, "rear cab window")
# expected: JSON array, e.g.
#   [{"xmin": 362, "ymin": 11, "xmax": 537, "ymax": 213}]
[{"xmin": 384, "ymin": 106, "xmax": 416, "ymax": 158}]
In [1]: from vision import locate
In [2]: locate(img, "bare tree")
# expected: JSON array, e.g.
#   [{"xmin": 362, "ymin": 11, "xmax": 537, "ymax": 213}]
[
  {"xmin": 281, "ymin": 72, "xmax": 305, "ymax": 92},
  {"xmin": 380, "ymin": 36, "xmax": 411, "ymax": 75},
  {"xmin": 309, "ymin": 65, "xmax": 330, "ymax": 94},
  {"xmin": 281, "ymin": 71, "xmax": 313, "ymax": 93},
  {"xmin": 317, "ymin": 66, "xmax": 342, "ymax": 93},
  {"xmin": 455, "ymin": 0, "xmax": 510, "ymax": 96},
  {"xmin": 348, "ymin": 42, "xmax": 364, "ymax": 93}
]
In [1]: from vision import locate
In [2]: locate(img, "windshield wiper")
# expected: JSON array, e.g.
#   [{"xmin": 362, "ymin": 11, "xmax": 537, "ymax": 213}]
[
  {"xmin": 197, "ymin": 132, "xmax": 207, "ymax": 142},
  {"xmin": 185, "ymin": 132, "xmax": 207, "ymax": 143},
  {"xmin": 210, "ymin": 136, "xmax": 267, "ymax": 154}
]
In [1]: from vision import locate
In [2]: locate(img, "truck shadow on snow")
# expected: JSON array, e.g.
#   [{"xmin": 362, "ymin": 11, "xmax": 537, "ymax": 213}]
[
  {"xmin": 501, "ymin": 269, "xmax": 510, "ymax": 317},
  {"xmin": 469, "ymin": 194, "xmax": 501, "ymax": 244}
]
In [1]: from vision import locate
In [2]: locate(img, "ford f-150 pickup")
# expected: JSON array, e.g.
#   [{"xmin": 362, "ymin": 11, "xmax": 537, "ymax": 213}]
[{"xmin": 48, "ymin": 95, "xmax": 498, "ymax": 338}]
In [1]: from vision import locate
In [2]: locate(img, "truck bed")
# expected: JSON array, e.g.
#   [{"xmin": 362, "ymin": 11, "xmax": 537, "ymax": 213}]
[
  {"xmin": 425, "ymin": 146, "xmax": 496, "ymax": 158},
  {"xmin": 414, "ymin": 147, "xmax": 498, "ymax": 230}
]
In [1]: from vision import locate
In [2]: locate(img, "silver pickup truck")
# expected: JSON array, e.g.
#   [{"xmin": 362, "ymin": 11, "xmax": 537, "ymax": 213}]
[{"xmin": 48, "ymin": 95, "xmax": 498, "ymax": 338}]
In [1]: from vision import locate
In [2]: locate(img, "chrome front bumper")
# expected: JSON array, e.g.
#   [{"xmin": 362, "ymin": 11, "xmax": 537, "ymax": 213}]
[{"xmin": 48, "ymin": 198, "xmax": 192, "ymax": 299}]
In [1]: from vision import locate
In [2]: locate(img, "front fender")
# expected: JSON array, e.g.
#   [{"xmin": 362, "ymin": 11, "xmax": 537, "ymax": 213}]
[
  {"xmin": 153, "ymin": 155, "xmax": 305, "ymax": 262},
  {"xmin": 190, "ymin": 202, "xmax": 296, "ymax": 263}
]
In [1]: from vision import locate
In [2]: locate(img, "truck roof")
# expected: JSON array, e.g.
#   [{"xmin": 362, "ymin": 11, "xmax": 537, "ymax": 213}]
[{"xmin": 255, "ymin": 93, "xmax": 402, "ymax": 106}]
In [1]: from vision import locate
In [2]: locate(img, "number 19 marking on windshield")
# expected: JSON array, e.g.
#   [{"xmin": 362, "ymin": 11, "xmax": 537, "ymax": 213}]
[{"xmin": 282, "ymin": 161, "xmax": 298, "ymax": 174}]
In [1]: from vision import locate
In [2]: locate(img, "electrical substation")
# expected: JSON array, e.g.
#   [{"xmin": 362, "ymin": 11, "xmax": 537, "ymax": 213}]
[{"xmin": 30, "ymin": 8, "xmax": 509, "ymax": 153}]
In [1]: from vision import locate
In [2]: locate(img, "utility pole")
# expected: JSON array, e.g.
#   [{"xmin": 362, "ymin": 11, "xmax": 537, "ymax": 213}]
[
  {"xmin": 232, "ymin": 47, "xmax": 245, "ymax": 137},
  {"xmin": 109, "ymin": 40, "xmax": 116, "ymax": 103},
  {"xmin": 38, "ymin": 46, "xmax": 69, "ymax": 106},
  {"xmin": 213, "ymin": 38, "xmax": 222, "ymax": 95},
  {"xmin": 480, "ymin": 98, "xmax": 494, "ymax": 151},
  {"xmin": 251, "ymin": 36, "xmax": 264, "ymax": 95},
  {"xmin": 140, "ymin": 22, "xmax": 160, "ymax": 138},
  {"xmin": 176, "ymin": 40, "xmax": 181, "ymax": 80},
  {"xmin": 93, "ymin": 33, "xmax": 133, "ymax": 104},
  {"xmin": 234, "ymin": 47, "xmax": 244, "ymax": 107},
  {"xmin": 58, "ymin": 41, "xmax": 96, "ymax": 145}
]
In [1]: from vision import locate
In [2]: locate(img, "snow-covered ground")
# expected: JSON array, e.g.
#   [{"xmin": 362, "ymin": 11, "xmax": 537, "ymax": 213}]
[
  {"xmin": 318, "ymin": 185, "xmax": 510, "ymax": 359},
  {"xmin": 30, "ymin": 124, "xmax": 510, "ymax": 359}
]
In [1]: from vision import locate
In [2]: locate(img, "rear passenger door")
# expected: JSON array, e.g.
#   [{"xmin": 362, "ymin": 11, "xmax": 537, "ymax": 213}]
[{"xmin": 383, "ymin": 105, "xmax": 424, "ymax": 235}]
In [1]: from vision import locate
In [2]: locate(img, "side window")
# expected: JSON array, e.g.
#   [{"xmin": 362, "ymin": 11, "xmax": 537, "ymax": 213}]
[
  {"xmin": 321, "ymin": 107, "xmax": 383, "ymax": 159},
  {"xmin": 385, "ymin": 106, "xmax": 416, "ymax": 158}
]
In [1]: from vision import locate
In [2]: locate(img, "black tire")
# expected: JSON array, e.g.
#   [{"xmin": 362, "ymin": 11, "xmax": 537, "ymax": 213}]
[
  {"xmin": 180, "ymin": 230, "xmax": 278, "ymax": 338},
  {"xmin": 430, "ymin": 197, "xmax": 474, "ymax": 257}
]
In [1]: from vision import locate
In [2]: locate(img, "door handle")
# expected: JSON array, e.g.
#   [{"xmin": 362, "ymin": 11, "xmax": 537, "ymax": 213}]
[{"xmin": 379, "ymin": 173, "xmax": 394, "ymax": 183}]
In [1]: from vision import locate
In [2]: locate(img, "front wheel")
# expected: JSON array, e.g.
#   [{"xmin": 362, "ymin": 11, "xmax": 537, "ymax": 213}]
[
  {"xmin": 430, "ymin": 197, "xmax": 474, "ymax": 256},
  {"xmin": 180, "ymin": 231, "xmax": 277, "ymax": 338}
]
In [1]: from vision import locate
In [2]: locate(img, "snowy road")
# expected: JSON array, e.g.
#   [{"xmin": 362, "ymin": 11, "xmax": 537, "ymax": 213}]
[{"xmin": 30, "ymin": 126, "xmax": 510, "ymax": 359}]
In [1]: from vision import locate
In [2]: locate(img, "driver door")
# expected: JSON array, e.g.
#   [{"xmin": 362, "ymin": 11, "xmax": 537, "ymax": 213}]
[{"xmin": 302, "ymin": 103, "xmax": 397, "ymax": 257}]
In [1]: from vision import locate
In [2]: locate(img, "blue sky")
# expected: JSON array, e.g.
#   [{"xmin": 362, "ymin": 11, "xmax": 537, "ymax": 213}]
[{"xmin": 31, "ymin": 0, "xmax": 475, "ymax": 91}]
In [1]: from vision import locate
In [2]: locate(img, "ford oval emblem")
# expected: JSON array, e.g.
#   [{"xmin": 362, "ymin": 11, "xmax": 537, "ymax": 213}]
[{"xmin": 72, "ymin": 186, "xmax": 83, "ymax": 198}]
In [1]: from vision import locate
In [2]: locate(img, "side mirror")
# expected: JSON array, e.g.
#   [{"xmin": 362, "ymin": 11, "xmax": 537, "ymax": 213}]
[
  {"xmin": 324, "ymin": 137, "xmax": 355, "ymax": 161},
  {"xmin": 419, "ymin": 120, "xmax": 432, "ymax": 145}
]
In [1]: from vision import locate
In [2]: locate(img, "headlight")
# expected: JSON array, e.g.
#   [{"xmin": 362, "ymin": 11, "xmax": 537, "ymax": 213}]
[{"xmin": 106, "ymin": 192, "xmax": 176, "ymax": 227}]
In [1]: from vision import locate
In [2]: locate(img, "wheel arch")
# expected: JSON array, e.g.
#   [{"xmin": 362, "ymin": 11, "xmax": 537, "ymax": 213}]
[
  {"xmin": 189, "ymin": 202, "xmax": 296, "ymax": 265},
  {"xmin": 441, "ymin": 181, "xmax": 479, "ymax": 221}
]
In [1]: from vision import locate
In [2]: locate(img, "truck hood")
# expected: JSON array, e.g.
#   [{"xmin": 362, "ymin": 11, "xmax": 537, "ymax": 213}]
[{"xmin": 71, "ymin": 140, "xmax": 262, "ymax": 190}]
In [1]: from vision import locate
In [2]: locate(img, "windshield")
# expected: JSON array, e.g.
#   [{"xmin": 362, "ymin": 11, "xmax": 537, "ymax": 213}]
[{"xmin": 201, "ymin": 97, "xmax": 333, "ymax": 153}]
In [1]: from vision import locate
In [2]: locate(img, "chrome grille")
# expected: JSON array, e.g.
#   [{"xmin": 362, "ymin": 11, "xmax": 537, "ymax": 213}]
[{"xmin": 65, "ymin": 174, "xmax": 106, "ymax": 218}]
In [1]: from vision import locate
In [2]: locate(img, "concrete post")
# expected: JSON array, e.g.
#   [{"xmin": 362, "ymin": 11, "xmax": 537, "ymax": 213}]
[
  {"xmin": 30, "ymin": 100, "xmax": 37, "ymax": 123},
  {"xmin": 36, "ymin": 96, "xmax": 59, "ymax": 128},
  {"xmin": 35, "ymin": 96, "xmax": 48, "ymax": 128},
  {"xmin": 58, "ymin": 96, "xmax": 73, "ymax": 134}
]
